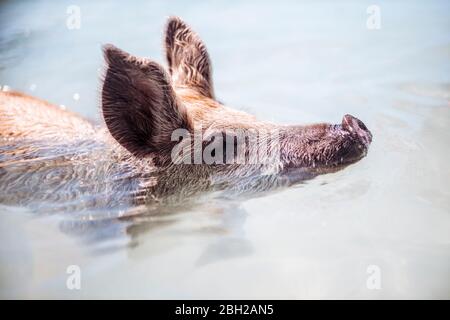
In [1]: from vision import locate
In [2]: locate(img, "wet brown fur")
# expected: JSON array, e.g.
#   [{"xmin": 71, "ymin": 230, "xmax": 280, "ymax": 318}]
[{"xmin": 0, "ymin": 91, "xmax": 95, "ymax": 141}]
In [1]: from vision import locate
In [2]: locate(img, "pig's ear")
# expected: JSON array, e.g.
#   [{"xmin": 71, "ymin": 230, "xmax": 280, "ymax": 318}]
[
  {"xmin": 165, "ymin": 16, "xmax": 215, "ymax": 99},
  {"xmin": 101, "ymin": 44, "xmax": 191, "ymax": 158}
]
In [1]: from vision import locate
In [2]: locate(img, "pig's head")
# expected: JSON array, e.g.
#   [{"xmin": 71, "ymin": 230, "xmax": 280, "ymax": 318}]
[{"xmin": 101, "ymin": 17, "xmax": 371, "ymax": 184}]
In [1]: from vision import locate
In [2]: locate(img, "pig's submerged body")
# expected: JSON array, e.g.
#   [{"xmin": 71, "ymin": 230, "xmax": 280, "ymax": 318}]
[
  {"xmin": 0, "ymin": 92, "xmax": 290, "ymax": 211},
  {"xmin": 0, "ymin": 91, "xmax": 139, "ymax": 210}
]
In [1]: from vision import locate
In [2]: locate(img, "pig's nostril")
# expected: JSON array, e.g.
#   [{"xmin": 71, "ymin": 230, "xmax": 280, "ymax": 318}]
[
  {"xmin": 342, "ymin": 114, "xmax": 358, "ymax": 132},
  {"xmin": 342, "ymin": 114, "xmax": 368, "ymax": 132},
  {"xmin": 341, "ymin": 114, "xmax": 372, "ymax": 145}
]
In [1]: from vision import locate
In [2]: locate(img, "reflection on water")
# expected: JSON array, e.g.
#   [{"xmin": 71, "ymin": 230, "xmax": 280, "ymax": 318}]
[{"xmin": 0, "ymin": 0, "xmax": 450, "ymax": 299}]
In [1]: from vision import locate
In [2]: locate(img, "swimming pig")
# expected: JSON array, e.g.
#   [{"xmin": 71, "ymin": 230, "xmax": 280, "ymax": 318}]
[{"xmin": 0, "ymin": 17, "xmax": 372, "ymax": 208}]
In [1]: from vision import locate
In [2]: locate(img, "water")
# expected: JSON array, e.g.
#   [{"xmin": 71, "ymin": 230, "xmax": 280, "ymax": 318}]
[{"xmin": 0, "ymin": 0, "xmax": 449, "ymax": 299}]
